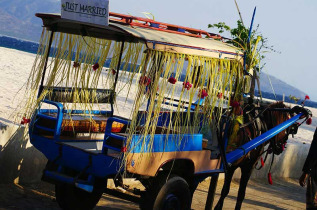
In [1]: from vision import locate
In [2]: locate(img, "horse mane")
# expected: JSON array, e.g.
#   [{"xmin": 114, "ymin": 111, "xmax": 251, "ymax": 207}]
[{"xmin": 268, "ymin": 101, "xmax": 287, "ymax": 109}]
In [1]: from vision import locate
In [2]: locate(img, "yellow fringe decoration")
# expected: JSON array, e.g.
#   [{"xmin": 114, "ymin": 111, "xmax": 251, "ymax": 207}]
[
  {"xmin": 20, "ymin": 28, "xmax": 246, "ymax": 166},
  {"xmin": 19, "ymin": 29, "xmax": 147, "ymax": 120}
]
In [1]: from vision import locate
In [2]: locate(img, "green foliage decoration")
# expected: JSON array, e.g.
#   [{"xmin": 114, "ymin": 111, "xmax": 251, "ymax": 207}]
[{"xmin": 208, "ymin": 20, "xmax": 278, "ymax": 98}]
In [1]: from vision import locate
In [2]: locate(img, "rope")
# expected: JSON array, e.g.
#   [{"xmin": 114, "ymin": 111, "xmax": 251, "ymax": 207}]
[
  {"xmin": 269, "ymin": 153, "xmax": 275, "ymax": 173},
  {"xmin": 266, "ymin": 72, "xmax": 277, "ymax": 101}
]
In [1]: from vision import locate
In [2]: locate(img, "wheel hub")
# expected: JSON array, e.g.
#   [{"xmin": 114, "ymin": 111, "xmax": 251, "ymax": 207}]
[{"xmin": 163, "ymin": 193, "xmax": 181, "ymax": 210}]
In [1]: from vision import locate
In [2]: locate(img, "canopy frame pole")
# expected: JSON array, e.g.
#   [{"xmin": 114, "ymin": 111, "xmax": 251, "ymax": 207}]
[
  {"xmin": 113, "ymin": 40, "xmax": 125, "ymax": 90},
  {"xmin": 37, "ymin": 31, "xmax": 54, "ymax": 98},
  {"xmin": 111, "ymin": 40, "xmax": 125, "ymax": 115}
]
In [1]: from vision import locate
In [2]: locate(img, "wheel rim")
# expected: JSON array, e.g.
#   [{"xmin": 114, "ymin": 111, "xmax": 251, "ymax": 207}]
[{"xmin": 163, "ymin": 193, "xmax": 181, "ymax": 210}]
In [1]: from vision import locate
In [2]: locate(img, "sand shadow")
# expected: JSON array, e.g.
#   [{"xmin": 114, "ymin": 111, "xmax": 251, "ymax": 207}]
[{"xmin": 0, "ymin": 125, "xmax": 47, "ymax": 184}]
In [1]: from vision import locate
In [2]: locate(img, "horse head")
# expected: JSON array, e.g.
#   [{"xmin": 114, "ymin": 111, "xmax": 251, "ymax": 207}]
[{"xmin": 262, "ymin": 101, "xmax": 291, "ymax": 155}]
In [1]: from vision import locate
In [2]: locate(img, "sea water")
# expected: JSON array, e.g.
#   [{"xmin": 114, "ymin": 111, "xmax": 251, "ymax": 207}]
[{"xmin": 0, "ymin": 35, "xmax": 39, "ymax": 54}]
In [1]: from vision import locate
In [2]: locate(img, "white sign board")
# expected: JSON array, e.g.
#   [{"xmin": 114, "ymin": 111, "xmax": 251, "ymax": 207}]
[{"xmin": 61, "ymin": 0, "xmax": 109, "ymax": 26}]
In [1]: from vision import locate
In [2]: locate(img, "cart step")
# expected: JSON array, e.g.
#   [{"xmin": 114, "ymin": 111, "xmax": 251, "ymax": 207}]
[
  {"xmin": 35, "ymin": 125, "xmax": 55, "ymax": 132},
  {"xmin": 44, "ymin": 170, "xmax": 94, "ymax": 192},
  {"xmin": 75, "ymin": 183, "xmax": 94, "ymax": 193},
  {"xmin": 37, "ymin": 113, "xmax": 57, "ymax": 121}
]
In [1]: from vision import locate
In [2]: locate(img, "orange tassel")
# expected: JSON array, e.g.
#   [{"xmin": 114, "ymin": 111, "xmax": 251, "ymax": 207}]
[
  {"xmin": 306, "ymin": 118, "xmax": 312, "ymax": 125},
  {"xmin": 261, "ymin": 157, "xmax": 264, "ymax": 167}
]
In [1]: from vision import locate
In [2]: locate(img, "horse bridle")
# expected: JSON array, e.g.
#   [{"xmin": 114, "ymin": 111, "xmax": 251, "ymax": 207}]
[{"xmin": 240, "ymin": 102, "xmax": 291, "ymax": 159}]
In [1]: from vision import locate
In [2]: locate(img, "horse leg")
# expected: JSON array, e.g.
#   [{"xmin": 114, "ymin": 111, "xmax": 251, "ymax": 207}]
[
  {"xmin": 214, "ymin": 167, "xmax": 235, "ymax": 210},
  {"xmin": 235, "ymin": 166, "xmax": 253, "ymax": 210}
]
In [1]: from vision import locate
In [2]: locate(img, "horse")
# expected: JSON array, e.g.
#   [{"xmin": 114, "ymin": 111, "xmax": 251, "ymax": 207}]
[{"xmin": 214, "ymin": 100, "xmax": 290, "ymax": 210}]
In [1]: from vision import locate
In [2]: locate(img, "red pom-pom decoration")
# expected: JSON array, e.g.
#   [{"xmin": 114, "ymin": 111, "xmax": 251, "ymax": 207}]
[
  {"xmin": 73, "ymin": 61, "xmax": 80, "ymax": 68},
  {"xmin": 268, "ymin": 172, "xmax": 273, "ymax": 185},
  {"xmin": 21, "ymin": 117, "xmax": 30, "ymax": 125},
  {"xmin": 139, "ymin": 76, "xmax": 151, "ymax": 86},
  {"xmin": 183, "ymin": 82, "xmax": 192, "ymax": 90},
  {"xmin": 121, "ymin": 147, "xmax": 127, "ymax": 153},
  {"xmin": 92, "ymin": 63, "xmax": 99, "ymax": 71},
  {"xmin": 305, "ymin": 95, "xmax": 310, "ymax": 100},
  {"xmin": 306, "ymin": 117, "xmax": 312, "ymax": 125},
  {"xmin": 199, "ymin": 89, "xmax": 208, "ymax": 99},
  {"xmin": 168, "ymin": 76, "xmax": 177, "ymax": 84}
]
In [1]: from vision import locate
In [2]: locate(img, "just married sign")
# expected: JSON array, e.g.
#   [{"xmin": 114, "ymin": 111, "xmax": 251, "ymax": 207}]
[{"xmin": 61, "ymin": 0, "xmax": 109, "ymax": 26}]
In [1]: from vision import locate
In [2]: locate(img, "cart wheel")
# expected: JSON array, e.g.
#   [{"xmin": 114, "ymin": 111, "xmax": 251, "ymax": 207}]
[
  {"xmin": 55, "ymin": 180, "xmax": 105, "ymax": 210},
  {"xmin": 140, "ymin": 175, "xmax": 191, "ymax": 210}
]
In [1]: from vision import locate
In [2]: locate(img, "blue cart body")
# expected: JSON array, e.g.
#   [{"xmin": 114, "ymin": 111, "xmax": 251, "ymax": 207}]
[{"xmin": 30, "ymin": 98, "xmax": 304, "ymax": 190}]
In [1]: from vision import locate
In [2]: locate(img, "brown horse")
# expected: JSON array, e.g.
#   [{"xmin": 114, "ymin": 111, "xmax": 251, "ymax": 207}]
[{"xmin": 215, "ymin": 101, "xmax": 290, "ymax": 210}]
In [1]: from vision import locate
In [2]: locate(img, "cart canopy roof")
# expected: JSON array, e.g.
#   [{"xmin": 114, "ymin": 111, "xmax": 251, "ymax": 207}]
[{"xmin": 36, "ymin": 13, "xmax": 243, "ymax": 59}]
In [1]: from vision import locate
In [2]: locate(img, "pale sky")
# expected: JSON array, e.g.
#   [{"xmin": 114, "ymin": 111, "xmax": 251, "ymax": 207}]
[{"xmin": 110, "ymin": 0, "xmax": 317, "ymax": 101}]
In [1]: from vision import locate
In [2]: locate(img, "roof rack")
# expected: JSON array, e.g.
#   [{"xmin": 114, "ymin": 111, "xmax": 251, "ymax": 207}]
[{"xmin": 109, "ymin": 12, "xmax": 225, "ymax": 40}]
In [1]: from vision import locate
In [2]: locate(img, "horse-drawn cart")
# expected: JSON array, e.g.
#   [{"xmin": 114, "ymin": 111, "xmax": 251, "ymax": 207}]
[{"xmin": 23, "ymin": 11, "xmax": 311, "ymax": 210}]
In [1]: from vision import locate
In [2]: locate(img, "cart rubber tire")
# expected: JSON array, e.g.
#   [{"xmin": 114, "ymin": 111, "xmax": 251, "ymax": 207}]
[
  {"xmin": 55, "ymin": 182, "xmax": 104, "ymax": 210},
  {"xmin": 140, "ymin": 175, "xmax": 191, "ymax": 210}
]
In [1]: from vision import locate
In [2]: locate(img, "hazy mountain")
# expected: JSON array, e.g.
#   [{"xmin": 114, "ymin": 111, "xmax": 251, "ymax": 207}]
[
  {"xmin": 0, "ymin": 0, "xmax": 59, "ymax": 24},
  {"xmin": 0, "ymin": 0, "xmax": 60, "ymax": 41},
  {"xmin": 0, "ymin": 8, "xmax": 40, "ymax": 41},
  {"xmin": 257, "ymin": 72, "xmax": 306, "ymax": 100}
]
